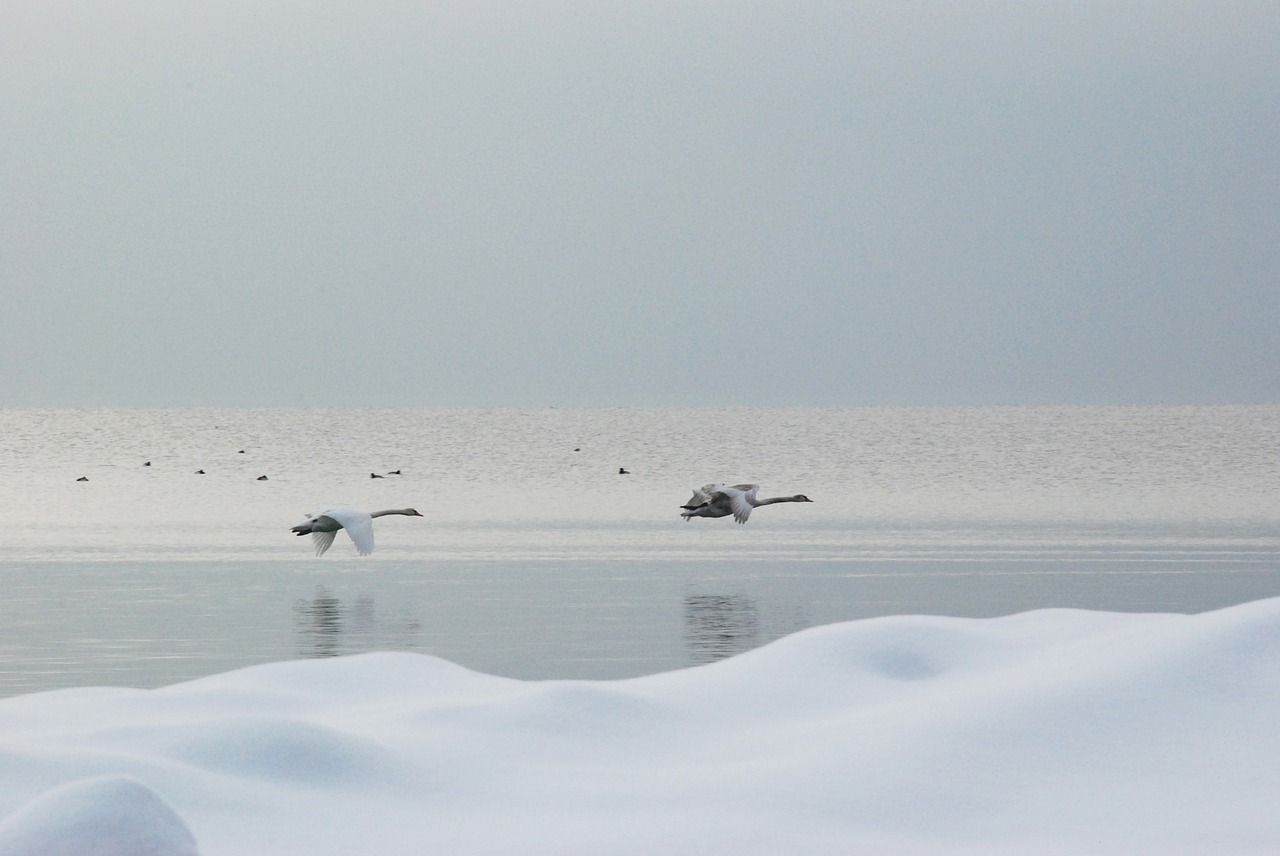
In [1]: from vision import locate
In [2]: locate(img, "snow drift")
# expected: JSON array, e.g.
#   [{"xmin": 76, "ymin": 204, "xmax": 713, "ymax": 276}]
[{"xmin": 2, "ymin": 599, "xmax": 1279, "ymax": 855}]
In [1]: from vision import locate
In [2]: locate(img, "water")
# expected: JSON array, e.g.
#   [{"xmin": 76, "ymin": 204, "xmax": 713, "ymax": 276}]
[{"xmin": 1, "ymin": 406, "xmax": 1278, "ymax": 696}]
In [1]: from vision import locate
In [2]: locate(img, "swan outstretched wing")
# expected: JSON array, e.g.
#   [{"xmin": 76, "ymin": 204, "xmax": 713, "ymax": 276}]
[
  {"xmin": 345, "ymin": 520, "xmax": 375, "ymax": 555},
  {"xmin": 319, "ymin": 506, "xmax": 376, "ymax": 556},
  {"xmin": 310, "ymin": 530, "xmax": 338, "ymax": 557},
  {"xmin": 685, "ymin": 483, "xmax": 726, "ymax": 508},
  {"xmin": 716, "ymin": 485, "xmax": 754, "ymax": 524}
]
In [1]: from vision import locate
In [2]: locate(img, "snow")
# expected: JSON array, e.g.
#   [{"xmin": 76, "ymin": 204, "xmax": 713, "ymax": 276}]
[
  {"xmin": 2, "ymin": 599, "xmax": 1280, "ymax": 855},
  {"xmin": 0, "ymin": 777, "xmax": 197, "ymax": 856}
]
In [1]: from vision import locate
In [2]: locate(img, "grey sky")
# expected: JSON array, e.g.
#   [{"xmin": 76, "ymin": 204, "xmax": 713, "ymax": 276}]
[{"xmin": 3, "ymin": 2, "xmax": 1277, "ymax": 407}]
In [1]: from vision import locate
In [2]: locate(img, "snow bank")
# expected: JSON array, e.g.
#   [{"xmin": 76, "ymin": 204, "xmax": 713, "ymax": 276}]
[
  {"xmin": 0, "ymin": 776, "xmax": 198, "ymax": 856},
  {"xmin": 2, "ymin": 600, "xmax": 1279, "ymax": 855}
]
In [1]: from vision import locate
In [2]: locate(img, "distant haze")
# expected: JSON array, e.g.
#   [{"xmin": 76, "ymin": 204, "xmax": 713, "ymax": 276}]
[{"xmin": 4, "ymin": 2, "xmax": 1277, "ymax": 407}]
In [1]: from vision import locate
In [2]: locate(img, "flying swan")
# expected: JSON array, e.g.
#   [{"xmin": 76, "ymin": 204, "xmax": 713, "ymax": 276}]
[
  {"xmin": 290, "ymin": 506, "xmax": 422, "ymax": 556},
  {"xmin": 680, "ymin": 483, "xmax": 813, "ymax": 524}
]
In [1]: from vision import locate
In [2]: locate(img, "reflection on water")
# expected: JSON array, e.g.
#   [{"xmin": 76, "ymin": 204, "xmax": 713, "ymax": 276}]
[
  {"xmin": 684, "ymin": 593, "xmax": 760, "ymax": 665},
  {"xmin": 292, "ymin": 586, "xmax": 423, "ymax": 660},
  {"xmin": 1, "ymin": 406, "xmax": 1278, "ymax": 694},
  {"xmin": 293, "ymin": 586, "xmax": 343, "ymax": 658}
]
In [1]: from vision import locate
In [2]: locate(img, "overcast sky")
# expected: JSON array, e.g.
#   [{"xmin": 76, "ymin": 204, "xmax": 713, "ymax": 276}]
[{"xmin": 3, "ymin": 1, "xmax": 1277, "ymax": 407}]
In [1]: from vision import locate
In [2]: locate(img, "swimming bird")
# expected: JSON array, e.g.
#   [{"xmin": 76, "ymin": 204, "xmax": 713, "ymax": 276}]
[
  {"xmin": 290, "ymin": 506, "xmax": 423, "ymax": 556},
  {"xmin": 370, "ymin": 472, "xmax": 384, "ymax": 479},
  {"xmin": 680, "ymin": 483, "xmax": 813, "ymax": 524},
  {"xmin": 619, "ymin": 468, "xmax": 630, "ymax": 475},
  {"xmin": 76, "ymin": 476, "xmax": 88, "ymax": 482},
  {"xmin": 257, "ymin": 475, "xmax": 268, "ymax": 481}
]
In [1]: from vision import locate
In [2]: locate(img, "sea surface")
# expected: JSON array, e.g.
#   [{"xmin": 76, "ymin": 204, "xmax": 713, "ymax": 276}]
[{"xmin": 1, "ymin": 406, "xmax": 1278, "ymax": 697}]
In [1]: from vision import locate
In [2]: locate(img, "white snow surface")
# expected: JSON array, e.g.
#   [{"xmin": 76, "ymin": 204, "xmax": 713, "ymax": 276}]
[{"xmin": 2, "ymin": 599, "xmax": 1279, "ymax": 856}]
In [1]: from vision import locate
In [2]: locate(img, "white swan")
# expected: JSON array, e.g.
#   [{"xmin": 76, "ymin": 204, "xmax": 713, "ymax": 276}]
[
  {"xmin": 680, "ymin": 483, "xmax": 813, "ymax": 524},
  {"xmin": 290, "ymin": 506, "xmax": 422, "ymax": 556}
]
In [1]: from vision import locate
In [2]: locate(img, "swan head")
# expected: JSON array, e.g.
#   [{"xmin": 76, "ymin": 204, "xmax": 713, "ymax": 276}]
[{"xmin": 793, "ymin": 495, "xmax": 813, "ymax": 502}]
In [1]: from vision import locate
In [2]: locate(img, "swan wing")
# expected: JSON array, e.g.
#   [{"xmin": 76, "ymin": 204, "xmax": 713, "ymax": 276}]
[
  {"xmin": 345, "ymin": 519, "xmax": 375, "ymax": 555},
  {"xmin": 687, "ymin": 482, "xmax": 728, "ymax": 506},
  {"xmin": 310, "ymin": 530, "xmax": 337, "ymax": 557},
  {"xmin": 716, "ymin": 485, "xmax": 754, "ymax": 524},
  {"xmin": 312, "ymin": 506, "xmax": 375, "ymax": 556}
]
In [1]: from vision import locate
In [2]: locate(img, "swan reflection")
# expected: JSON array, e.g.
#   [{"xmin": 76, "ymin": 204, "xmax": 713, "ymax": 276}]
[
  {"xmin": 293, "ymin": 587, "xmax": 342, "ymax": 658},
  {"xmin": 684, "ymin": 593, "xmax": 760, "ymax": 665},
  {"xmin": 292, "ymin": 586, "xmax": 422, "ymax": 659}
]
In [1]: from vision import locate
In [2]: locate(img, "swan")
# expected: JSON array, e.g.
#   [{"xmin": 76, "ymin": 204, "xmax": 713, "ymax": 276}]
[
  {"xmin": 680, "ymin": 483, "xmax": 813, "ymax": 524},
  {"xmin": 290, "ymin": 506, "xmax": 423, "ymax": 556}
]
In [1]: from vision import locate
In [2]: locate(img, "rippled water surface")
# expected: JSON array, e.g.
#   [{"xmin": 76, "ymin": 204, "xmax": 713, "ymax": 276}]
[{"xmin": 2, "ymin": 406, "xmax": 1278, "ymax": 695}]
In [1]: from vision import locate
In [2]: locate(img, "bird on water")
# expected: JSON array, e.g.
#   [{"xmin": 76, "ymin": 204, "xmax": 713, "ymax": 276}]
[
  {"xmin": 680, "ymin": 483, "xmax": 813, "ymax": 524},
  {"xmin": 291, "ymin": 506, "xmax": 423, "ymax": 556}
]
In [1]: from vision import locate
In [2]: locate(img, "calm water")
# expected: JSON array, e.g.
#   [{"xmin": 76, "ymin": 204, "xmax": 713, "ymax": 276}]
[{"xmin": 1, "ymin": 406, "xmax": 1278, "ymax": 696}]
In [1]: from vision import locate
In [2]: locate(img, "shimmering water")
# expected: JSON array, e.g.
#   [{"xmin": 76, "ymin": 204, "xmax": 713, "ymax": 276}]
[{"xmin": 1, "ymin": 406, "xmax": 1278, "ymax": 696}]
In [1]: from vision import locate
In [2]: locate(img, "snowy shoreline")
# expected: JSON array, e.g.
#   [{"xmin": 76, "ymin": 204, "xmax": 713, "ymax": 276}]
[{"xmin": 3, "ymin": 598, "xmax": 1279, "ymax": 854}]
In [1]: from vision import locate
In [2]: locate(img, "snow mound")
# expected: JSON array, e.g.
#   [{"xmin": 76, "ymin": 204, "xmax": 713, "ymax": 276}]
[
  {"xmin": 2, "ymin": 600, "xmax": 1280, "ymax": 854},
  {"xmin": 0, "ymin": 775, "xmax": 198, "ymax": 856}
]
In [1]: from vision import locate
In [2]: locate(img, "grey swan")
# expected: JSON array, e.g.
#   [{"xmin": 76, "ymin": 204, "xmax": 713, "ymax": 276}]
[
  {"xmin": 291, "ymin": 506, "xmax": 423, "ymax": 556},
  {"xmin": 680, "ymin": 483, "xmax": 812, "ymax": 524}
]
